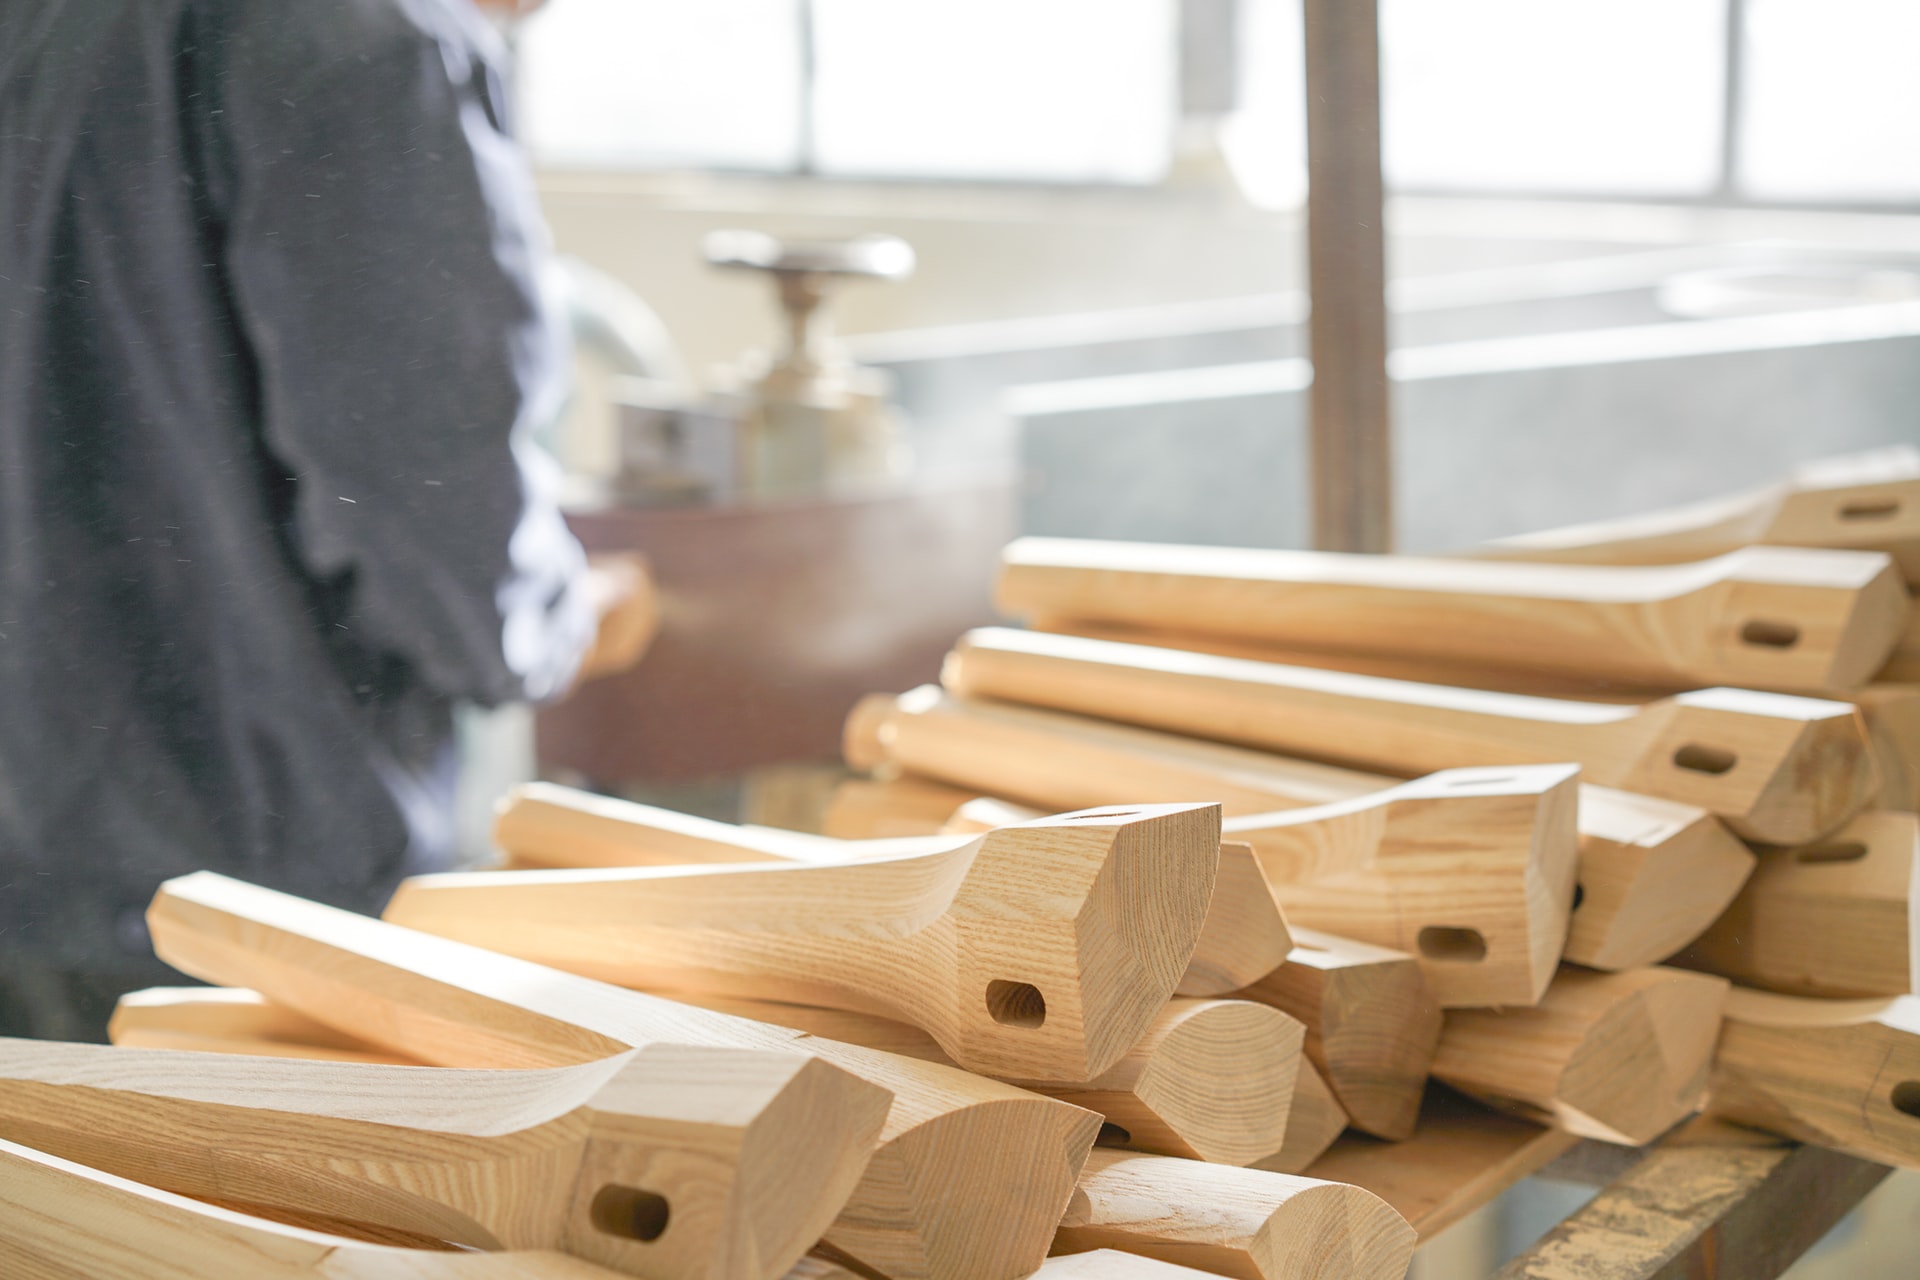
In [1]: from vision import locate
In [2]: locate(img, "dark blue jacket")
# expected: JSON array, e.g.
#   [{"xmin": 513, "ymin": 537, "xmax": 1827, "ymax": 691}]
[{"xmin": 0, "ymin": 0, "xmax": 591, "ymax": 1016}]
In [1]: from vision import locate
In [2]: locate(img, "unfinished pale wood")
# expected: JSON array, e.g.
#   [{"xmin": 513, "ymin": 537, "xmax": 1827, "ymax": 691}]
[
  {"xmin": 1173, "ymin": 843, "xmax": 1293, "ymax": 998},
  {"xmin": 501, "ymin": 784, "xmax": 1281, "ymax": 1008},
  {"xmin": 1558, "ymin": 786, "xmax": 1756, "ymax": 972},
  {"xmin": 1026, "ymin": 1252, "xmax": 1228, "ymax": 1278},
  {"xmin": 0, "ymin": 1136, "xmax": 640, "ymax": 1280},
  {"xmin": 1709, "ymin": 987, "xmax": 1920, "ymax": 1170},
  {"xmin": 944, "ymin": 626, "xmax": 1877, "ymax": 845},
  {"xmin": 394, "ymin": 803, "xmax": 1219, "ymax": 1083},
  {"xmin": 676, "ymin": 996, "xmax": 1300, "ymax": 1168},
  {"xmin": 0, "ymin": 1035, "xmax": 886, "ymax": 1280},
  {"xmin": 1857, "ymin": 682, "xmax": 1920, "ymax": 810},
  {"xmin": 1433, "ymin": 966, "xmax": 1730, "ymax": 1145},
  {"xmin": 1250, "ymin": 1062, "xmax": 1348, "ymax": 1175},
  {"xmin": 1676, "ymin": 810, "xmax": 1918, "ymax": 998},
  {"xmin": 1303, "ymin": 1085, "xmax": 1581, "ymax": 1241},
  {"xmin": 1882, "ymin": 602, "xmax": 1920, "ymax": 681},
  {"xmin": 1000, "ymin": 538, "xmax": 1910, "ymax": 696},
  {"xmin": 109, "ymin": 988, "xmax": 408, "ymax": 1064},
  {"xmin": 1051, "ymin": 1149, "xmax": 1415, "ymax": 1280},
  {"xmin": 148, "ymin": 873, "xmax": 1104, "ymax": 1280},
  {"xmin": 821, "ymin": 776, "xmax": 974, "ymax": 838},
  {"xmin": 858, "ymin": 689, "xmax": 1752, "ymax": 971},
  {"xmin": 1474, "ymin": 445, "xmax": 1920, "ymax": 581},
  {"xmin": 1234, "ymin": 929, "xmax": 1439, "ymax": 1141}
]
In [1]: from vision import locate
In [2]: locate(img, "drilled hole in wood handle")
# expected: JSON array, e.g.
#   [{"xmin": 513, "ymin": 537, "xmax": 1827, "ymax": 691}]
[
  {"xmin": 1891, "ymin": 1081, "xmax": 1920, "ymax": 1120},
  {"xmin": 1673, "ymin": 744, "xmax": 1738, "ymax": 776},
  {"xmin": 1795, "ymin": 841, "xmax": 1868, "ymax": 864},
  {"xmin": 986, "ymin": 980, "xmax": 1047, "ymax": 1028},
  {"xmin": 591, "ymin": 1185, "xmax": 671, "ymax": 1243},
  {"xmin": 1739, "ymin": 619, "xmax": 1801, "ymax": 649},
  {"xmin": 1417, "ymin": 926, "xmax": 1488, "ymax": 963},
  {"xmin": 1840, "ymin": 499, "xmax": 1900, "ymax": 521}
]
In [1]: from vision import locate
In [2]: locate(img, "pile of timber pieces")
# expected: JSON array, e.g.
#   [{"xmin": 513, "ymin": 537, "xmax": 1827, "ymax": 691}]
[{"xmin": 6, "ymin": 450, "xmax": 1920, "ymax": 1280}]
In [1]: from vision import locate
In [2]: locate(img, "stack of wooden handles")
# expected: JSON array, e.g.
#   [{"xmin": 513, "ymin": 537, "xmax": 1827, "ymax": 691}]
[{"xmin": 5, "ymin": 447, "xmax": 1918, "ymax": 1279}]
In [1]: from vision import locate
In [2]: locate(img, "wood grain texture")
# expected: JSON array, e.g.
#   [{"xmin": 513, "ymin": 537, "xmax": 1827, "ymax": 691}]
[
  {"xmin": 395, "ymin": 804, "xmax": 1221, "ymax": 1083},
  {"xmin": 666, "ymin": 996, "xmax": 1301, "ymax": 1168},
  {"xmin": 1882, "ymin": 603, "xmax": 1920, "ymax": 681},
  {"xmin": 1434, "ymin": 966, "xmax": 1731, "ymax": 1145},
  {"xmin": 999, "ymin": 538, "xmax": 1910, "ymax": 696},
  {"xmin": 1472, "ymin": 444, "xmax": 1920, "ymax": 583},
  {"xmin": 1053, "ymin": 1150, "xmax": 1415, "ymax": 1280},
  {"xmin": 109, "ymin": 988, "xmax": 410, "ymax": 1064},
  {"xmin": 501, "ymin": 784, "xmax": 1283, "ymax": 1010},
  {"xmin": 147, "ymin": 874, "xmax": 1103, "ymax": 1280},
  {"xmin": 0, "ymin": 1036, "xmax": 886, "ymax": 1280},
  {"xmin": 1227, "ymin": 765, "xmax": 1579, "ymax": 1008},
  {"xmin": 1492, "ymin": 1118, "xmax": 1891, "ymax": 1280},
  {"xmin": 1856, "ymin": 682, "xmax": 1920, "ymax": 810},
  {"xmin": 0, "ymin": 1136, "xmax": 636, "ymax": 1280},
  {"xmin": 854, "ymin": 689, "xmax": 1751, "ymax": 971},
  {"xmin": 1251, "ymin": 1061, "xmax": 1348, "ymax": 1176},
  {"xmin": 943, "ymin": 626, "xmax": 1877, "ymax": 845},
  {"xmin": 1303, "ymin": 1085, "xmax": 1580, "ymax": 1241},
  {"xmin": 1174, "ymin": 842, "xmax": 1294, "ymax": 998},
  {"xmin": 1675, "ymin": 810, "xmax": 1918, "ymax": 998},
  {"xmin": 1234, "ymin": 929, "xmax": 1438, "ymax": 1140},
  {"xmin": 1709, "ymin": 988, "xmax": 1920, "ymax": 1170}
]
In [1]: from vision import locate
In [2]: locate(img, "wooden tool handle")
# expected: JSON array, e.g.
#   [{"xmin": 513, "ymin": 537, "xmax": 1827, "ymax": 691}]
[
  {"xmin": 147, "ymin": 873, "xmax": 1103, "ymax": 1280},
  {"xmin": 0, "ymin": 1136, "xmax": 636, "ymax": 1280},
  {"xmin": 1054, "ymin": 1150, "xmax": 1416, "ymax": 1280},
  {"xmin": 1435, "ymin": 967, "xmax": 1730, "ymax": 1146},
  {"xmin": 1709, "ymin": 988, "xmax": 1920, "ymax": 1172},
  {"xmin": 943, "ymin": 626, "xmax": 1876, "ymax": 844},
  {"xmin": 1237, "ymin": 929, "xmax": 1439, "ymax": 1141},
  {"xmin": 1472, "ymin": 445, "xmax": 1920, "ymax": 580},
  {"xmin": 999, "ymin": 538, "xmax": 1910, "ymax": 695},
  {"xmin": 390, "ymin": 805, "xmax": 1221, "ymax": 1084},
  {"xmin": 679, "ymin": 995, "xmax": 1300, "ymax": 1169},
  {"xmin": 1677, "ymin": 810, "xmax": 1918, "ymax": 998},
  {"xmin": 0, "ymin": 1037, "xmax": 880, "ymax": 1280}
]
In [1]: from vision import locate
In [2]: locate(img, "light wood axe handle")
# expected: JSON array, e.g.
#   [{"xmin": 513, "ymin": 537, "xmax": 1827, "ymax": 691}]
[
  {"xmin": 943, "ymin": 626, "xmax": 1876, "ymax": 845},
  {"xmin": 146, "ymin": 873, "xmax": 1103, "ymax": 1280},
  {"xmin": 999, "ymin": 538, "xmax": 1909, "ymax": 696},
  {"xmin": 390, "ymin": 804, "xmax": 1221, "ymax": 1084}
]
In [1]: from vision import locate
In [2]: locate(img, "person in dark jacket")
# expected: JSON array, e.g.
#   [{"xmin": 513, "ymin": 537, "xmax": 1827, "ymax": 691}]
[{"xmin": 0, "ymin": 0, "xmax": 603, "ymax": 1038}]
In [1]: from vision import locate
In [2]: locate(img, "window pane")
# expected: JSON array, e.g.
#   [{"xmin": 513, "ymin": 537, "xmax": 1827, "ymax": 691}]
[
  {"xmin": 517, "ymin": 0, "xmax": 803, "ymax": 171},
  {"xmin": 1381, "ymin": 0, "xmax": 1726, "ymax": 195},
  {"xmin": 1220, "ymin": 0, "xmax": 1309, "ymax": 207},
  {"xmin": 810, "ymin": 0, "xmax": 1178, "ymax": 183},
  {"xmin": 1738, "ymin": 0, "xmax": 1920, "ymax": 202}
]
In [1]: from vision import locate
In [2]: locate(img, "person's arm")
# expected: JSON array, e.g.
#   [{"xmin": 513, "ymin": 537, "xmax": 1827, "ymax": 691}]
[{"xmin": 213, "ymin": 0, "xmax": 592, "ymax": 706}]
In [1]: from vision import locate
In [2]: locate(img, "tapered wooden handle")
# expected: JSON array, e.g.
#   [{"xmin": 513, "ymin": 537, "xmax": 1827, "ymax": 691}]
[
  {"xmin": 1435, "ymin": 967, "xmax": 1730, "ymax": 1146},
  {"xmin": 146, "ymin": 873, "xmax": 1104, "ymax": 1280},
  {"xmin": 1708, "ymin": 988, "xmax": 1920, "ymax": 1171},
  {"xmin": 943, "ymin": 626, "xmax": 1876, "ymax": 844},
  {"xmin": 678, "ymin": 994, "xmax": 1300, "ymax": 1169},
  {"xmin": 0, "ymin": 1136, "xmax": 635, "ymax": 1280},
  {"xmin": 0, "ymin": 1036, "xmax": 881, "ymax": 1280},
  {"xmin": 390, "ymin": 805, "xmax": 1221, "ymax": 1084},
  {"xmin": 999, "ymin": 538, "xmax": 1910, "ymax": 695},
  {"xmin": 1472, "ymin": 444, "xmax": 1920, "ymax": 581},
  {"xmin": 1054, "ymin": 1150, "xmax": 1416, "ymax": 1280}
]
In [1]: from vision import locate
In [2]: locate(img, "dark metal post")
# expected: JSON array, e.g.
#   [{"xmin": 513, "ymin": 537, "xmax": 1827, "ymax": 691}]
[{"xmin": 1302, "ymin": 0, "xmax": 1392, "ymax": 553}]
